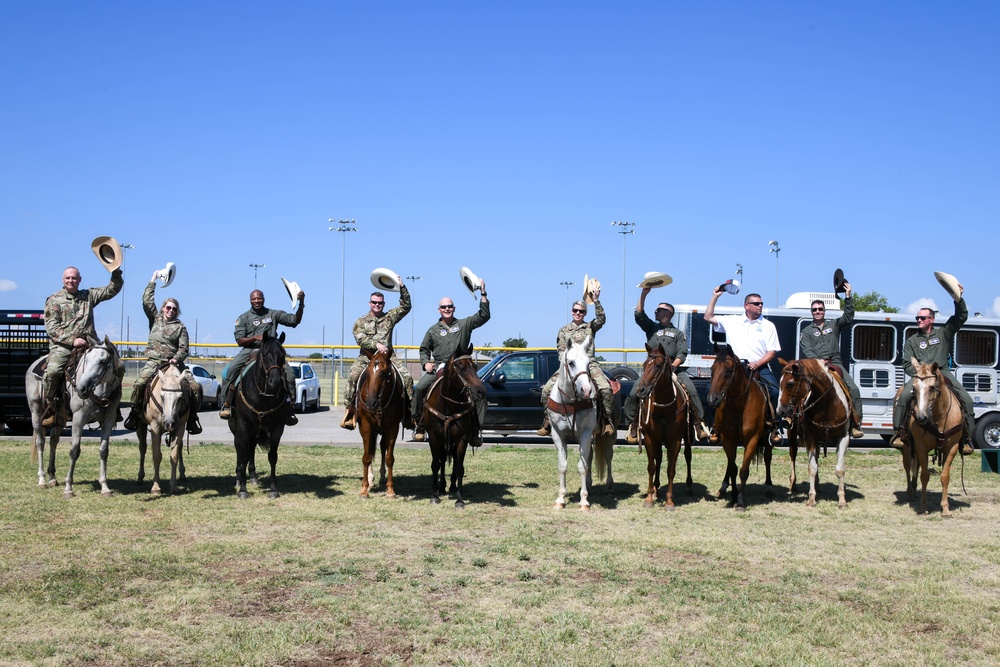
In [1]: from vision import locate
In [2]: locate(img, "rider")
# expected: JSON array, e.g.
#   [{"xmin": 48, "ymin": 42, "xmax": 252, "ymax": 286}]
[
  {"xmin": 41, "ymin": 265, "xmax": 124, "ymax": 428},
  {"xmin": 218, "ymin": 288, "xmax": 303, "ymax": 426},
  {"xmin": 891, "ymin": 283, "xmax": 975, "ymax": 454},
  {"xmin": 123, "ymin": 273, "xmax": 203, "ymax": 435},
  {"xmin": 412, "ymin": 282, "xmax": 490, "ymax": 444},
  {"xmin": 704, "ymin": 286, "xmax": 782, "ymax": 445},
  {"xmin": 623, "ymin": 288, "xmax": 710, "ymax": 443},
  {"xmin": 340, "ymin": 278, "xmax": 414, "ymax": 431},
  {"xmin": 798, "ymin": 282, "xmax": 864, "ymax": 439},
  {"xmin": 537, "ymin": 288, "xmax": 616, "ymax": 437}
]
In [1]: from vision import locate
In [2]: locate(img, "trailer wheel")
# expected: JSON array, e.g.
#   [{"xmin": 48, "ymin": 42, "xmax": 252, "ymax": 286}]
[
  {"xmin": 5, "ymin": 420, "xmax": 33, "ymax": 436},
  {"xmin": 607, "ymin": 366, "xmax": 639, "ymax": 382},
  {"xmin": 974, "ymin": 413, "xmax": 1000, "ymax": 449}
]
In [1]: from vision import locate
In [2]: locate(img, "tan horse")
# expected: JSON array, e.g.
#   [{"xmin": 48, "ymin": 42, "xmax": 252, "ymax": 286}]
[
  {"xmin": 904, "ymin": 358, "xmax": 965, "ymax": 515},
  {"xmin": 137, "ymin": 364, "xmax": 191, "ymax": 495},
  {"xmin": 777, "ymin": 359, "xmax": 851, "ymax": 508}
]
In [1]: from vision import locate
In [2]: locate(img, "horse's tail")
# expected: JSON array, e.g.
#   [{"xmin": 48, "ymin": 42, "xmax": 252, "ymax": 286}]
[{"xmin": 593, "ymin": 432, "xmax": 608, "ymax": 484}]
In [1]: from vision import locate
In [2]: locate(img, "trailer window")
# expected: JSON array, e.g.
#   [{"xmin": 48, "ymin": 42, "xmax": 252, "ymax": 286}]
[
  {"xmin": 851, "ymin": 324, "xmax": 895, "ymax": 362},
  {"xmin": 955, "ymin": 329, "xmax": 997, "ymax": 367},
  {"xmin": 859, "ymin": 368, "xmax": 892, "ymax": 389}
]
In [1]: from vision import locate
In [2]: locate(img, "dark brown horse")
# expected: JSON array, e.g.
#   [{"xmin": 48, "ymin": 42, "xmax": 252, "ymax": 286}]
[
  {"xmin": 636, "ymin": 343, "xmax": 693, "ymax": 510},
  {"xmin": 356, "ymin": 346, "xmax": 407, "ymax": 498},
  {"xmin": 777, "ymin": 359, "xmax": 851, "ymax": 508},
  {"xmin": 423, "ymin": 344, "xmax": 486, "ymax": 508},
  {"xmin": 707, "ymin": 344, "xmax": 773, "ymax": 510}
]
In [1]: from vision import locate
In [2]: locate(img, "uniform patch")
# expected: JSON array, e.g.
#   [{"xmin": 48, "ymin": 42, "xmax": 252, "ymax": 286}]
[
  {"xmin": 252, "ymin": 319, "xmax": 261, "ymax": 326},
  {"xmin": 823, "ymin": 328, "xmax": 833, "ymax": 335},
  {"xmin": 450, "ymin": 326, "xmax": 459, "ymax": 333},
  {"xmin": 813, "ymin": 330, "xmax": 822, "ymax": 337},
  {"xmin": 918, "ymin": 341, "xmax": 927, "ymax": 349},
  {"xmin": 929, "ymin": 338, "xmax": 940, "ymax": 345}
]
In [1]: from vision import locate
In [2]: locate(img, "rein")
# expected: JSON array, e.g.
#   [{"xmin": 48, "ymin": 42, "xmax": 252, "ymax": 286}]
[
  {"xmin": 913, "ymin": 372, "xmax": 965, "ymax": 465},
  {"xmin": 357, "ymin": 357, "xmax": 405, "ymax": 426},
  {"xmin": 783, "ymin": 366, "xmax": 849, "ymax": 442},
  {"xmin": 424, "ymin": 354, "xmax": 479, "ymax": 436}
]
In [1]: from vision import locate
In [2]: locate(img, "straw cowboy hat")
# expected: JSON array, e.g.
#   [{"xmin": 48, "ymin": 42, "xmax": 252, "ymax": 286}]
[
  {"xmin": 833, "ymin": 268, "xmax": 847, "ymax": 295},
  {"xmin": 636, "ymin": 271, "xmax": 673, "ymax": 289},
  {"xmin": 934, "ymin": 271, "xmax": 962, "ymax": 302},
  {"xmin": 582, "ymin": 274, "xmax": 601, "ymax": 304},
  {"xmin": 460, "ymin": 266, "xmax": 483, "ymax": 298},
  {"xmin": 153, "ymin": 262, "xmax": 176, "ymax": 288},
  {"xmin": 90, "ymin": 236, "xmax": 124, "ymax": 272},
  {"xmin": 281, "ymin": 277, "xmax": 303, "ymax": 307},
  {"xmin": 370, "ymin": 268, "xmax": 401, "ymax": 292}
]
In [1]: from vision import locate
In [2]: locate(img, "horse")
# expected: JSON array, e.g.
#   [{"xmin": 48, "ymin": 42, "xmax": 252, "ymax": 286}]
[
  {"xmin": 228, "ymin": 331, "xmax": 289, "ymax": 499},
  {"xmin": 26, "ymin": 336, "xmax": 123, "ymax": 498},
  {"xmin": 706, "ymin": 344, "xmax": 773, "ymax": 510},
  {"xmin": 636, "ymin": 343, "xmax": 692, "ymax": 510},
  {"xmin": 136, "ymin": 364, "xmax": 191, "ymax": 495},
  {"xmin": 356, "ymin": 346, "xmax": 407, "ymax": 498},
  {"xmin": 547, "ymin": 336, "xmax": 613, "ymax": 510},
  {"xmin": 776, "ymin": 359, "xmax": 851, "ymax": 508},
  {"xmin": 423, "ymin": 344, "xmax": 486, "ymax": 508},
  {"xmin": 903, "ymin": 358, "xmax": 965, "ymax": 515}
]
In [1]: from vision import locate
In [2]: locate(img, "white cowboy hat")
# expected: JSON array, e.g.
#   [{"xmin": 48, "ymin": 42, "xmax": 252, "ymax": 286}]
[
  {"xmin": 636, "ymin": 271, "xmax": 673, "ymax": 289},
  {"xmin": 90, "ymin": 236, "xmax": 124, "ymax": 272},
  {"xmin": 370, "ymin": 268, "xmax": 401, "ymax": 292},
  {"xmin": 719, "ymin": 278, "xmax": 741, "ymax": 295},
  {"xmin": 934, "ymin": 271, "xmax": 962, "ymax": 302},
  {"xmin": 281, "ymin": 277, "xmax": 303, "ymax": 307},
  {"xmin": 582, "ymin": 274, "xmax": 601, "ymax": 304},
  {"xmin": 153, "ymin": 262, "xmax": 176, "ymax": 288},
  {"xmin": 460, "ymin": 266, "xmax": 482, "ymax": 298}
]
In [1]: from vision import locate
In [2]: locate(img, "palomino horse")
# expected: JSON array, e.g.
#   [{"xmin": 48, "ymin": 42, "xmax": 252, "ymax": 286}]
[
  {"xmin": 228, "ymin": 331, "xmax": 289, "ymax": 499},
  {"xmin": 777, "ymin": 359, "xmax": 851, "ymax": 508},
  {"xmin": 26, "ymin": 336, "xmax": 123, "ymax": 498},
  {"xmin": 356, "ymin": 346, "xmax": 407, "ymax": 498},
  {"xmin": 136, "ymin": 364, "xmax": 191, "ymax": 495},
  {"xmin": 636, "ymin": 343, "xmax": 692, "ymax": 510},
  {"xmin": 423, "ymin": 344, "xmax": 486, "ymax": 508},
  {"xmin": 904, "ymin": 358, "xmax": 965, "ymax": 515},
  {"xmin": 547, "ymin": 336, "xmax": 613, "ymax": 510},
  {"xmin": 707, "ymin": 344, "xmax": 773, "ymax": 510}
]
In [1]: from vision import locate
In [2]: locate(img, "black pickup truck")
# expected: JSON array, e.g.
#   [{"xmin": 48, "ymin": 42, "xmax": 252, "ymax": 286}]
[
  {"xmin": 0, "ymin": 310, "xmax": 48, "ymax": 435},
  {"xmin": 477, "ymin": 349, "xmax": 637, "ymax": 433}
]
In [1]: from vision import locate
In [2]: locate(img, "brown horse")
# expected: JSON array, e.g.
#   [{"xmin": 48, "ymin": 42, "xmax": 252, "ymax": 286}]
[
  {"xmin": 356, "ymin": 346, "xmax": 407, "ymax": 499},
  {"xmin": 636, "ymin": 343, "xmax": 693, "ymax": 510},
  {"xmin": 423, "ymin": 344, "xmax": 486, "ymax": 508},
  {"xmin": 904, "ymin": 358, "xmax": 965, "ymax": 515},
  {"xmin": 706, "ymin": 344, "xmax": 773, "ymax": 510},
  {"xmin": 777, "ymin": 359, "xmax": 851, "ymax": 508}
]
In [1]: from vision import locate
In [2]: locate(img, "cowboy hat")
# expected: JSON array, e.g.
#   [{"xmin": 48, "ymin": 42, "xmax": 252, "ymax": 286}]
[
  {"xmin": 718, "ymin": 278, "xmax": 741, "ymax": 295},
  {"xmin": 460, "ymin": 266, "xmax": 482, "ymax": 298},
  {"xmin": 582, "ymin": 274, "xmax": 601, "ymax": 304},
  {"xmin": 833, "ymin": 268, "xmax": 847, "ymax": 295},
  {"xmin": 934, "ymin": 271, "xmax": 962, "ymax": 302},
  {"xmin": 370, "ymin": 268, "xmax": 401, "ymax": 292},
  {"xmin": 637, "ymin": 271, "xmax": 673, "ymax": 289},
  {"xmin": 90, "ymin": 236, "xmax": 124, "ymax": 272},
  {"xmin": 281, "ymin": 277, "xmax": 303, "ymax": 307},
  {"xmin": 153, "ymin": 262, "xmax": 176, "ymax": 288}
]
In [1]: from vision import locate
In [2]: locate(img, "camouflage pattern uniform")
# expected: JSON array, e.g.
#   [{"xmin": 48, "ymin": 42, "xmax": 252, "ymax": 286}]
[
  {"xmin": 540, "ymin": 301, "xmax": 614, "ymax": 419},
  {"xmin": 131, "ymin": 281, "xmax": 202, "ymax": 409},
  {"xmin": 798, "ymin": 295, "xmax": 862, "ymax": 420},
  {"xmin": 413, "ymin": 298, "xmax": 490, "ymax": 424},
  {"xmin": 222, "ymin": 306, "xmax": 299, "ymax": 399},
  {"xmin": 43, "ymin": 270, "xmax": 123, "ymax": 401},
  {"xmin": 623, "ymin": 308, "xmax": 706, "ymax": 425},
  {"xmin": 344, "ymin": 285, "xmax": 413, "ymax": 405}
]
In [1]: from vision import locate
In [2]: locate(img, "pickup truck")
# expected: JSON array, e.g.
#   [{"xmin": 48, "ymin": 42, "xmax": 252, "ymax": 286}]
[
  {"xmin": 0, "ymin": 310, "xmax": 49, "ymax": 435},
  {"xmin": 477, "ymin": 349, "xmax": 637, "ymax": 434}
]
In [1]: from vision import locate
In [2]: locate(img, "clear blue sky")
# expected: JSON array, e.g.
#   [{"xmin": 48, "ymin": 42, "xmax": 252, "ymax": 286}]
[{"xmin": 2, "ymin": 2, "xmax": 998, "ymax": 356}]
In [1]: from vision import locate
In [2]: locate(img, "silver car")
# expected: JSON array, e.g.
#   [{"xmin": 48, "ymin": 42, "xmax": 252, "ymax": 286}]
[
  {"xmin": 187, "ymin": 363, "xmax": 221, "ymax": 409},
  {"xmin": 289, "ymin": 361, "xmax": 321, "ymax": 412}
]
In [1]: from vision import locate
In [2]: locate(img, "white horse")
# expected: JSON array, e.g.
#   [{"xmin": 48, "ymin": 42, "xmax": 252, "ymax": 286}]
[
  {"xmin": 547, "ymin": 336, "xmax": 612, "ymax": 510},
  {"xmin": 136, "ymin": 364, "xmax": 191, "ymax": 495},
  {"xmin": 26, "ymin": 336, "xmax": 123, "ymax": 498}
]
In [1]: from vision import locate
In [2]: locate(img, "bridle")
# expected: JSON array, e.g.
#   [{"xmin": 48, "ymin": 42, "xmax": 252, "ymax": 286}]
[
  {"xmin": 424, "ymin": 354, "xmax": 481, "ymax": 426},
  {"xmin": 357, "ymin": 353, "xmax": 404, "ymax": 420},
  {"xmin": 780, "ymin": 364, "xmax": 848, "ymax": 435}
]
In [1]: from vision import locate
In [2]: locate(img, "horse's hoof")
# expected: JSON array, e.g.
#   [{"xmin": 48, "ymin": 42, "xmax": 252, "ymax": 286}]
[
  {"xmin": 359, "ymin": 492, "xmax": 369, "ymax": 499},
  {"xmin": 37, "ymin": 482, "xmax": 47, "ymax": 490},
  {"xmin": 734, "ymin": 506, "xmax": 746, "ymax": 513},
  {"xmin": 178, "ymin": 475, "xmax": 187, "ymax": 483},
  {"xmin": 63, "ymin": 491, "xmax": 75, "ymax": 499},
  {"xmin": 238, "ymin": 491, "xmax": 250, "ymax": 500},
  {"xmin": 386, "ymin": 492, "xmax": 396, "ymax": 500},
  {"xmin": 838, "ymin": 501, "xmax": 847, "ymax": 509},
  {"xmin": 151, "ymin": 489, "xmax": 161, "ymax": 497},
  {"xmin": 268, "ymin": 491, "xmax": 280, "ymax": 499},
  {"xmin": 47, "ymin": 479, "xmax": 58, "ymax": 488},
  {"xmin": 553, "ymin": 502, "xmax": 565, "ymax": 509},
  {"xmin": 455, "ymin": 500, "xmax": 465, "ymax": 509},
  {"xmin": 806, "ymin": 499, "xmax": 816, "ymax": 508},
  {"xmin": 101, "ymin": 490, "xmax": 113, "ymax": 498},
  {"xmin": 665, "ymin": 504, "xmax": 675, "ymax": 512},
  {"xmin": 580, "ymin": 505, "xmax": 591, "ymax": 512},
  {"xmin": 643, "ymin": 500, "xmax": 654, "ymax": 509},
  {"xmin": 430, "ymin": 497, "xmax": 441, "ymax": 505}
]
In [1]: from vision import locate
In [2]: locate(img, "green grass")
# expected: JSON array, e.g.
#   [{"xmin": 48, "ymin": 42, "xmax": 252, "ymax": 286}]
[{"xmin": 1, "ymin": 440, "xmax": 999, "ymax": 666}]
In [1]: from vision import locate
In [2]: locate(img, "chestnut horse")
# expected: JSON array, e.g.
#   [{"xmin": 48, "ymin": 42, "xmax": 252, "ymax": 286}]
[
  {"xmin": 904, "ymin": 358, "xmax": 965, "ymax": 515},
  {"xmin": 423, "ymin": 344, "xmax": 486, "ymax": 508},
  {"xmin": 707, "ymin": 344, "xmax": 773, "ymax": 510},
  {"xmin": 777, "ymin": 359, "xmax": 851, "ymax": 508},
  {"xmin": 636, "ymin": 343, "xmax": 692, "ymax": 510},
  {"xmin": 356, "ymin": 346, "xmax": 407, "ymax": 498}
]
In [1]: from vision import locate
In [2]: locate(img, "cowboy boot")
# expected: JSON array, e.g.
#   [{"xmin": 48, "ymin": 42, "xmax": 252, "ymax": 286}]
[
  {"xmin": 626, "ymin": 420, "xmax": 639, "ymax": 445},
  {"xmin": 471, "ymin": 429, "xmax": 483, "ymax": 448},
  {"xmin": 186, "ymin": 408, "xmax": 203, "ymax": 435},
  {"xmin": 40, "ymin": 397, "xmax": 60, "ymax": 428},
  {"xmin": 284, "ymin": 399, "xmax": 298, "ymax": 426},
  {"xmin": 769, "ymin": 428, "xmax": 783, "ymax": 446},
  {"xmin": 339, "ymin": 405, "xmax": 356, "ymax": 431},
  {"xmin": 695, "ymin": 422, "xmax": 711, "ymax": 441},
  {"xmin": 123, "ymin": 406, "xmax": 140, "ymax": 431},
  {"xmin": 890, "ymin": 429, "xmax": 905, "ymax": 450},
  {"xmin": 535, "ymin": 415, "xmax": 551, "ymax": 437},
  {"xmin": 961, "ymin": 435, "xmax": 974, "ymax": 456},
  {"xmin": 218, "ymin": 385, "xmax": 236, "ymax": 419},
  {"xmin": 412, "ymin": 419, "xmax": 426, "ymax": 442},
  {"xmin": 850, "ymin": 418, "xmax": 865, "ymax": 439}
]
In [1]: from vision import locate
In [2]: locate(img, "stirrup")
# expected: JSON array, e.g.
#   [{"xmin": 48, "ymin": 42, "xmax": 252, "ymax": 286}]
[
  {"xmin": 769, "ymin": 430, "xmax": 782, "ymax": 446},
  {"xmin": 890, "ymin": 433, "xmax": 905, "ymax": 450},
  {"xmin": 602, "ymin": 422, "xmax": 615, "ymax": 437},
  {"xmin": 850, "ymin": 426, "xmax": 865, "ymax": 439},
  {"xmin": 413, "ymin": 430, "xmax": 426, "ymax": 442},
  {"xmin": 626, "ymin": 424, "xmax": 638, "ymax": 444},
  {"xmin": 339, "ymin": 411, "xmax": 356, "ymax": 431},
  {"xmin": 219, "ymin": 404, "xmax": 231, "ymax": 419},
  {"xmin": 187, "ymin": 414, "xmax": 203, "ymax": 435},
  {"xmin": 695, "ymin": 422, "xmax": 710, "ymax": 441},
  {"xmin": 123, "ymin": 408, "xmax": 140, "ymax": 431}
]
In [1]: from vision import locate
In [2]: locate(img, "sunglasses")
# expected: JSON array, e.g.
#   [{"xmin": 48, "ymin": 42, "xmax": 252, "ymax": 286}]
[
  {"xmin": 811, "ymin": 307, "xmax": 825, "ymax": 312},
  {"xmin": 746, "ymin": 302, "xmax": 763, "ymax": 307},
  {"xmin": 163, "ymin": 306, "xmax": 178, "ymax": 312},
  {"xmin": 370, "ymin": 301, "xmax": 384, "ymax": 305},
  {"xmin": 572, "ymin": 309, "xmax": 586, "ymax": 314},
  {"xmin": 440, "ymin": 305, "xmax": 455, "ymax": 310},
  {"xmin": 916, "ymin": 315, "xmax": 932, "ymax": 321}
]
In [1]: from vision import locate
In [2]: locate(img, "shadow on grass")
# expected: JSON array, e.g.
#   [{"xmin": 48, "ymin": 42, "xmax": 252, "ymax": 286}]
[{"xmin": 892, "ymin": 488, "xmax": 970, "ymax": 515}]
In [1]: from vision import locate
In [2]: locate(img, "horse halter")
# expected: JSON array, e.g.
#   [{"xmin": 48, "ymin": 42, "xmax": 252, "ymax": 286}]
[{"xmin": 359, "ymin": 355, "xmax": 403, "ymax": 416}]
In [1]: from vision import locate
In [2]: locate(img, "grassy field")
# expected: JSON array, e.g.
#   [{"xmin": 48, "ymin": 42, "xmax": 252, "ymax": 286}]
[{"xmin": 1, "ymin": 439, "xmax": 999, "ymax": 666}]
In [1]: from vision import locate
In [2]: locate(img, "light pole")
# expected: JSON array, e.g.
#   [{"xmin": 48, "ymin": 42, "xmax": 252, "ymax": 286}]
[
  {"xmin": 559, "ymin": 281, "xmax": 575, "ymax": 316},
  {"xmin": 329, "ymin": 219, "xmax": 358, "ymax": 376},
  {"xmin": 735, "ymin": 263, "xmax": 743, "ymax": 286},
  {"xmin": 612, "ymin": 221, "xmax": 635, "ymax": 362},
  {"xmin": 119, "ymin": 243, "xmax": 134, "ymax": 344},
  {"xmin": 768, "ymin": 240, "xmax": 781, "ymax": 306},
  {"xmin": 405, "ymin": 275, "xmax": 422, "ymax": 363},
  {"xmin": 249, "ymin": 263, "xmax": 265, "ymax": 289}
]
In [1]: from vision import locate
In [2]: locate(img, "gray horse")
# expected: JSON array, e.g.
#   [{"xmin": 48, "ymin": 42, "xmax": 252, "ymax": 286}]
[{"xmin": 26, "ymin": 336, "xmax": 123, "ymax": 498}]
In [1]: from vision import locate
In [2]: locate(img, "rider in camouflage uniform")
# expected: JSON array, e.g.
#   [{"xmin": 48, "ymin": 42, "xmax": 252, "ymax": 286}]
[
  {"xmin": 123, "ymin": 276, "xmax": 203, "ymax": 434},
  {"xmin": 340, "ymin": 280, "xmax": 414, "ymax": 430},
  {"xmin": 218, "ymin": 288, "xmax": 303, "ymax": 426},
  {"xmin": 41, "ymin": 266, "xmax": 124, "ymax": 427}
]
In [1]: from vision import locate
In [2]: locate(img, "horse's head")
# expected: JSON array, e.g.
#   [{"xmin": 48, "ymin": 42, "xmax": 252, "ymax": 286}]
[
  {"xmin": 637, "ymin": 342, "xmax": 671, "ymax": 400},
  {"xmin": 707, "ymin": 344, "xmax": 744, "ymax": 409},
  {"xmin": 560, "ymin": 336, "xmax": 595, "ymax": 401},
  {"xmin": 360, "ymin": 346, "xmax": 397, "ymax": 410},
  {"xmin": 259, "ymin": 331, "xmax": 287, "ymax": 397},
  {"xmin": 154, "ymin": 364, "xmax": 189, "ymax": 433},
  {"xmin": 911, "ymin": 356, "xmax": 943, "ymax": 426},
  {"xmin": 445, "ymin": 344, "xmax": 485, "ymax": 402},
  {"xmin": 776, "ymin": 358, "xmax": 808, "ymax": 419},
  {"xmin": 74, "ymin": 338, "xmax": 116, "ymax": 399}
]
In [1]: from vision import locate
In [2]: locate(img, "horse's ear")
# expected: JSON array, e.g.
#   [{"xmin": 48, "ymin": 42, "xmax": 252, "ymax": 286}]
[
  {"xmin": 278, "ymin": 331, "xmax": 286, "ymax": 344},
  {"xmin": 645, "ymin": 342, "xmax": 653, "ymax": 353},
  {"xmin": 911, "ymin": 356, "xmax": 920, "ymax": 370},
  {"xmin": 931, "ymin": 361, "xmax": 939, "ymax": 372},
  {"xmin": 778, "ymin": 358, "xmax": 788, "ymax": 368},
  {"xmin": 362, "ymin": 348, "xmax": 373, "ymax": 360}
]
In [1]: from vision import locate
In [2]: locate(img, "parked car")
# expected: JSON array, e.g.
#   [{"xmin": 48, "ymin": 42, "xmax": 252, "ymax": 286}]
[
  {"xmin": 188, "ymin": 363, "xmax": 221, "ymax": 409},
  {"xmin": 289, "ymin": 361, "xmax": 321, "ymax": 412}
]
